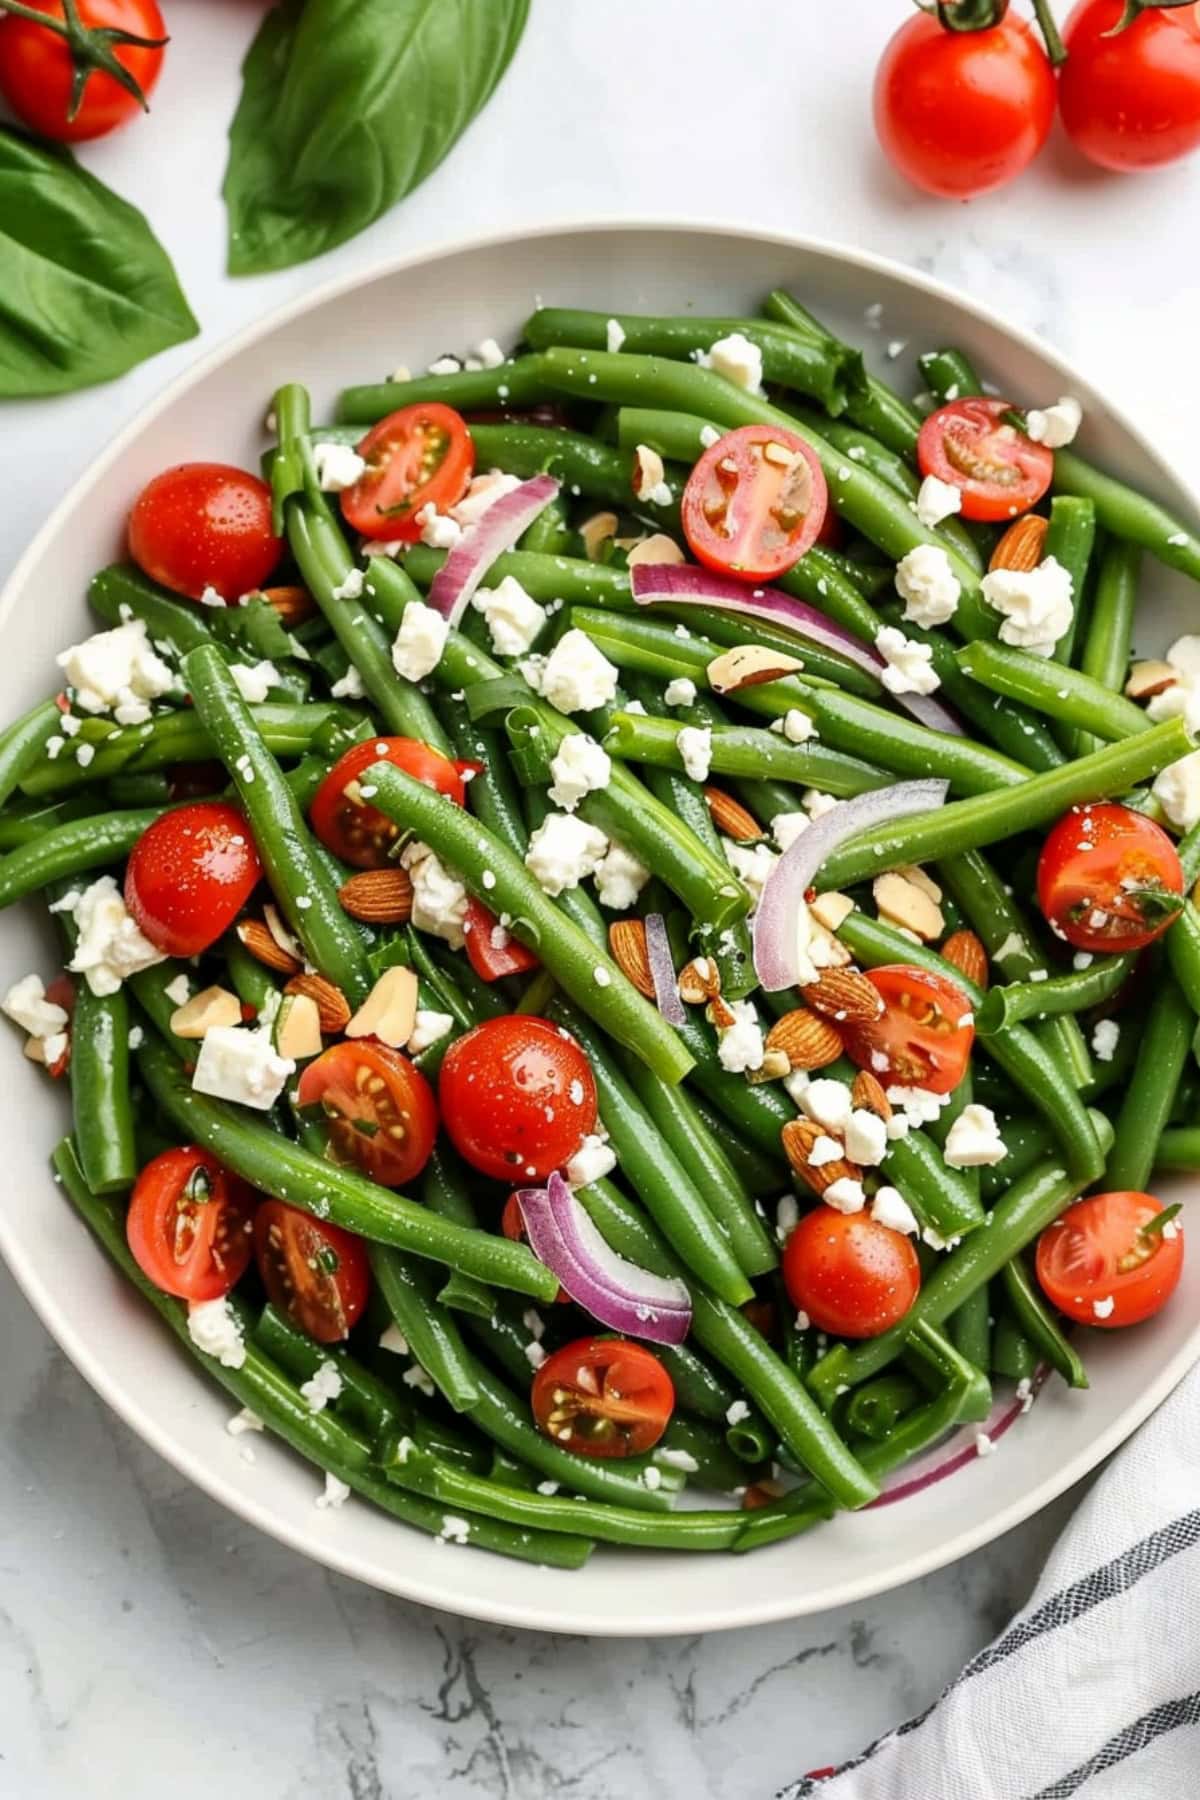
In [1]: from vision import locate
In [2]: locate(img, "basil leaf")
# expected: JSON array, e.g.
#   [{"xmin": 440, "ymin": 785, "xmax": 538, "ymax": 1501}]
[
  {"xmin": 223, "ymin": 0, "xmax": 530, "ymax": 276},
  {"xmin": 0, "ymin": 128, "xmax": 197, "ymax": 397},
  {"xmin": 207, "ymin": 597, "xmax": 296, "ymax": 664}
]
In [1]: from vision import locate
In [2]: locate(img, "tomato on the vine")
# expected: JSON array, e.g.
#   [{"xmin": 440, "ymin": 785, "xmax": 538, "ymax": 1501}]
[
  {"xmin": 126, "ymin": 1147, "xmax": 255, "ymax": 1302},
  {"xmin": 340, "ymin": 404, "xmax": 474, "ymax": 540},
  {"xmin": 530, "ymin": 1337, "xmax": 674, "ymax": 1457},
  {"xmin": 438, "ymin": 1016, "xmax": 597, "ymax": 1182},
  {"xmin": 840, "ymin": 965, "xmax": 975, "ymax": 1095},
  {"xmin": 124, "ymin": 801, "xmax": 262, "ymax": 957},
  {"xmin": 1059, "ymin": 0, "xmax": 1200, "ymax": 173},
  {"xmin": 253, "ymin": 1201, "xmax": 370, "ymax": 1344},
  {"xmin": 681, "ymin": 425, "xmax": 827, "ymax": 582},
  {"xmin": 296, "ymin": 1041, "xmax": 438, "ymax": 1189},
  {"xmin": 1036, "ymin": 1191, "xmax": 1183, "ymax": 1328},
  {"xmin": 1037, "ymin": 802, "xmax": 1184, "ymax": 954},
  {"xmin": 0, "ymin": 0, "xmax": 166, "ymax": 143},
  {"xmin": 873, "ymin": 8, "xmax": 1056, "ymax": 199},
  {"xmin": 309, "ymin": 737, "xmax": 466, "ymax": 870},
  {"xmin": 128, "ymin": 464, "xmax": 282, "ymax": 602},
  {"xmin": 918, "ymin": 399, "xmax": 1054, "ymax": 522},
  {"xmin": 782, "ymin": 1209, "xmax": 921, "ymax": 1339}
]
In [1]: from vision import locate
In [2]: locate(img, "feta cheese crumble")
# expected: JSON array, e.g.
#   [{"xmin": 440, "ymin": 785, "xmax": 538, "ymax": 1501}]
[
  {"xmin": 676, "ymin": 724, "xmax": 713, "ymax": 783},
  {"xmin": 699, "ymin": 332, "xmax": 763, "ymax": 393},
  {"xmin": 716, "ymin": 1000, "xmax": 765, "ymax": 1074},
  {"xmin": 605, "ymin": 318, "xmax": 626, "ymax": 353},
  {"xmin": 2, "ymin": 974, "xmax": 68, "ymax": 1039},
  {"xmin": 1152, "ymin": 749, "xmax": 1200, "ymax": 832},
  {"xmin": 566, "ymin": 1133, "xmax": 617, "ymax": 1186},
  {"xmin": 472, "ymin": 574, "xmax": 546, "ymax": 657},
  {"xmin": 981, "ymin": 558, "xmax": 1074, "ymax": 657},
  {"xmin": 798, "ymin": 1078, "xmax": 852, "ymax": 1135},
  {"xmin": 722, "ymin": 839, "xmax": 778, "ymax": 907},
  {"xmin": 548, "ymin": 733, "xmax": 612, "ymax": 811},
  {"xmin": 300, "ymin": 1360, "xmax": 344, "ymax": 1414},
  {"xmin": 391, "ymin": 601, "xmax": 449, "ymax": 682},
  {"xmin": 664, "ymin": 676, "xmax": 697, "ymax": 707},
  {"xmin": 1091, "ymin": 1018, "xmax": 1120, "ymax": 1062},
  {"xmin": 61, "ymin": 876, "xmax": 165, "ymax": 996},
  {"xmin": 538, "ymin": 629, "xmax": 619, "ymax": 714},
  {"xmin": 875, "ymin": 625, "xmax": 940, "ymax": 696},
  {"xmin": 312, "ymin": 441, "xmax": 367, "ymax": 491},
  {"xmin": 192, "ymin": 1025, "xmax": 295, "ymax": 1111},
  {"xmin": 1093, "ymin": 1295, "xmax": 1115, "ymax": 1320},
  {"xmin": 407, "ymin": 1009, "xmax": 454, "ymax": 1054},
  {"xmin": 824, "ymin": 1176, "xmax": 867, "ymax": 1214},
  {"xmin": 1024, "ymin": 396, "xmax": 1082, "ymax": 448},
  {"xmin": 400, "ymin": 841, "xmax": 469, "ymax": 947},
  {"xmin": 415, "ymin": 503, "xmax": 462, "ymax": 549},
  {"xmin": 315, "ymin": 1473, "xmax": 351, "ymax": 1510},
  {"xmin": 57, "ymin": 618, "xmax": 175, "ymax": 720},
  {"xmin": 914, "ymin": 477, "xmax": 964, "ymax": 532},
  {"xmin": 228, "ymin": 660, "xmax": 279, "ymax": 704},
  {"xmin": 870, "ymin": 1187, "xmax": 919, "ymax": 1235},
  {"xmin": 525, "ymin": 812, "xmax": 609, "ymax": 896},
  {"xmin": 943, "ymin": 1103, "xmax": 1007, "ymax": 1168},
  {"xmin": 187, "ymin": 1297, "xmax": 246, "ymax": 1368},
  {"xmin": 593, "ymin": 840, "xmax": 650, "ymax": 911},
  {"xmin": 895, "ymin": 542, "xmax": 961, "ymax": 627}
]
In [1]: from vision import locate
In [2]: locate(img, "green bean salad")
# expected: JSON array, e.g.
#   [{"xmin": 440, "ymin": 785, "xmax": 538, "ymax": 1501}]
[{"xmin": 8, "ymin": 290, "xmax": 1199, "ymax": 1564}]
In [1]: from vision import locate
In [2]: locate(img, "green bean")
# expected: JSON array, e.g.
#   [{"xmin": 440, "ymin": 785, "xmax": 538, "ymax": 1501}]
[
  {"xmin": 336, "ymin": 355, "xmax": 554, "ymax": 426},
  {"xmin": 603, "ymin": 710, "xmax": 888, "ymax": 797},
  {"xmin": 420, "ymin": 1150, "xmax": 495, "ymax": 1319},
  {"xmin": 817, "ymin": 718, "xmax": 1191, "ymax": 889},
  {"xmin": 1041, "ymin": 496, "xmax": 1097, "ymax": 673},
  {"xmin": 1052, "ymin": 447, "xmax": 1200, "ymax": 586},
  {"xmin": 365, "ymin": 761, "xmax": 693, "ymax": 1084},
  {"xmin": 763, "ymin": 290, "xmax": 922, "ymax": 457},
  {"xmin": 980, "ymin": 1117, "xmax": 1055, "ymax": 1201},
  {"xmin": 808, "ymin": 1119, "xmax": 1113, "ymax": 1402},
  {"xmin": 918, "ymin": 347, "xmax": 983, "ymax": 405},
  {"xmin": 976, "ymin": 954, "xmax": 1133, "ymax": 1034},
  {"xmin": 1072, "ymin": 541, "xmax": 1140, "ymax": 759},
  {"xmin": 844, "ymin": 1372, "xmax": 921, "ymax": 1442},
  {"xmin": 468, "ymin": 422, "xmax": 680, "ymax": 526},
  {"xmin": 439, "ymin": 710, "xmax": 528, "ymax": 861},
  {"xmin": 136, "ymin": 1033, "xmax": 560, "ymax": 1300},
  {"xmin": 0, "ymin": 700, "xmax": 63, "ymax": 810},
  {"xmin": 55, "ymin": 920, "xmax": 136, "ymax": 1197},
  {"xmin": 89, "ymin": 562, "xmax": 222, "ymax": 655},
  {"xmin": 656, "ymin": 1414, "xmax": 751, "ymax": 1491},
  {"xmin": 0, "ymin": 794, "xmax": 101, "ymax": 850},
  {"xmin": 366, "ymin": 1243, "xmax": 482, "ymax": 1413},
  {"xmin": 999, "ymin": 1256, "xmax": 1088, "ymax": 1390},
  {"xmin": 524, "ymin": 307, "xmax": 865, "ymax": 417},
  {"xmin": 947, "ymin": 1284, "xmax": 992, "ymax": 1371},
  {"xmin": 671, "ymin": 1011, "xmax": 795, "ymax": 1156},
  {"xmin": 252, "ymin": 1302, "xmax": 406, "ymax": 1438},
  {"xmin": 991, "ymin": 1313, "xmax": 1038, "ymax": 1383},
  {"xmin": 1106, "ymin": 979, "xmax": 1193, "ymax": 1191},
  {"xmin": 725, "ymin": 1407, "xmax": 774, "ymax": 1465},
  {"xmin": 398, "ymin": 542, "xmax": 634, "ymax": 615},
  {"xmin": 957, "ymin": 639, "xmax": 1149, "ymax": 742},
  {"xmin": 183, "ymin": 646, "xmax": 372, "ymax": 1003},
  {"xmin": 1155, "ymin": 1126, "xmax": 1200, "ymax": 1170},
  {"xmin": 651, "ymin": 1328, "xmax": 741, "ymax": 1424},
  {"xmin": 55, "ymin": 1139, "xmax": 588, "ymax": 1567},
  {"xmin": 0, "ymin": 805, "xmax": 165, "ymax": 908},
  {"xmin": 692, "ymin": 1097, "xmax": 785, "ymax": 1191},
  {"xmin": 520, "ymin": 489, "xmax": 575, "ymax": 557}
]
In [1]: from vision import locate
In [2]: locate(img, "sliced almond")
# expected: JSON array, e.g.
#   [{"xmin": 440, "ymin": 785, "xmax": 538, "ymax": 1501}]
[
  {"xmin": 801, "ymin": 967, "xmax": 885, "ymax": 1025},
  {"xmin": 338, "ymin": 867, "xmax": 414, "ymax": 924},
  {"xmin": 170, "ymin": 984, "xmax": 243, "ymax": 1040},
  {"xmin": 989, "ymin": 514, "xmax": 1049, "ymax": 574},
  {"xmin": 851, "ymin": 1069, "xmax": 892, "ymax": 1121},
  {"xmin": 677, "ymin": 956, "xmax": 720, "ymax": 1004},
  {"xmin": 579, "ymin": 510, "xmax": 619, "ymax": 561},
  {"xmin": 811, "ymin": 921, "xmax": 853, "ymax": 968},
  {"xmin": 942, "ymin": 928, "xmax": 989, "ymax": 990},
  {"xmin": 746, "ymin": 1047, "xmax": 791, "ymax": 1084},
  {"xmin": 706, "ymin": 644, "xmax": 804, "ymax": 695},
  {"xmin": 624, "ymin": 533, "xmax": 686, "ymax": 568},
  {"xmin": 873, "ymin": 871, "xmax": 944, "ymax": 942},
  {"xmin": 608, "ymin": 919, "xmax": 655, "ymax": 999},
  {"xmin": 765, "ymin": 1007, "xmax": 844, "ymax": 1072},
  {"xmin": 284, "ymin": 971, "xmax": 351, "ymax": 1034},
  {"xmin": 780, "ymin": 1119, "xmax": 862, "ymax": 1196},
  {"xmin": 809, "ymin": 891, "xmax": 855, "ymax": 933},
  {"xmin": 257, "ymin": 584, "xmax": 316, "ymax": 626},
  {"xmin": 237, "ymin": 918, "xmax": 302, "ymax": 976},
  {"xmin": 1125, "ymin": 659, "xmax": 1179, "ymax": 701},
  {"xmin": 704, "ymin": 786, "xmax": 764, "ymax": 843},
  {"xmin": 264, "ymin": 902, "xmax": 304, "ymax": 963},
  {"xmin": 23, "ymin": 1036, "xmax": 47, "ymax": 1065},
  {"xmin": 897, "ymin": 864, "xmax": 942, "ymax": 906},
  {"xmin": 274, "ymin": 992, "xmax": 323, "ymax": 1060},
  {"xmin": 344, "ymin": 966, "xmax": 418, "ymax": 1048},
  {"xmin": 707, "ymin": 994, "xmax": 737, "ymax": 1031},
  {"xmin": 632, "ymin": 443, "xmax": 667, "ymax": 501}
]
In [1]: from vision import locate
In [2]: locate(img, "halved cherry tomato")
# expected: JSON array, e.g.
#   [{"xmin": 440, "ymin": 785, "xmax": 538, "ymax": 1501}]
[
  {"xmin": 501, "ymin": 1193, "xmax": 568, "ymax": 1303},
  {"xmin": 1037, "ymin": 802, "xmax": 1184, "ymax": 955},
  {"xmin": 840, "ymin": 965, "xmax": 974, "ymax": 1095},
  {"xmin": 124, "ymin": 801, "xmax": 262, "ymax": 957},
  {"xmin": 128, "ymin": 463, "xmax": 282, "ymax": 601},
  {"xmin": 782, "ymin": 1208, "xmax": 920, "ymax": 1339},
  {"xmin": 681, "ymin": 425, "xmax": 828, "ymax": 582},
  {"xmin": 296, "ymin": 1041, "xmax": 438, "ymax": 1189},
  {"xmin": 127, "ymin": 1147, "xmax": 255, "ymax": 1302},
  {"xmin": 917, "ymin": 399, "xmax": 1053, "ymax": 522},
  {"xmin": 0, "ymin": 0, "xmax": 166, "ymax": 144},
  {"xmin": 254, "ymin": 1200, "xmax": 370, "ymax": 1344},
  {"xmin": 1036, "ymin": 1191, "xmax": 1183, "ymax": 1329},
  {"xmin": 463, "ymin": 898, "xmax": 539, "ymax": 982},
  {"xmin": 530, "ymin": 1336, "xmax": 674, "ymax": 1458},
  {"xmin": 339, "ymin": 404, "xmax": 474, "ymax": 540},
  {"xmin": 438, "ymin": 1015, "xmax": 597, "ymax": 1182},
  {"xmin": 309, "ymin": 737, "xmax": 466, "ymax": 870}
]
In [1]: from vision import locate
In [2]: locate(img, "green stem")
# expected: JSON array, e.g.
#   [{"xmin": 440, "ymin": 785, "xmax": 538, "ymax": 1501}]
[{"xmin": 1031, "ymin": 0, "xmax": 1068, "ymax": 65}]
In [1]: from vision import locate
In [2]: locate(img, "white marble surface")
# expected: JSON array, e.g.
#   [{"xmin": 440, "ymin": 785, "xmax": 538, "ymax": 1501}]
[{"xmin": 2, "ymin": 2, "xmax": 1199, "ymax": 1794}]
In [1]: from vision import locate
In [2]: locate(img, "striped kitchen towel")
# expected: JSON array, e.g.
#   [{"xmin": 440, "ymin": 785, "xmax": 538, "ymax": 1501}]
[{"xmin": 781, "ymin": 1362, "xmax": 1200, "ymax": 1800}]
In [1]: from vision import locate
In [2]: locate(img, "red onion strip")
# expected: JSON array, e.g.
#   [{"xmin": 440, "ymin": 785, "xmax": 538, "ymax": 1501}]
[
  {"xmin": 869, "ymin": 1367, "xmax": 1048, "ymax": 1509},
  {"xmin": 644, "ymin": 912, "xmax": 685, "ymax": 1025},
  {"xmin": 428, "ymin": 472, "xmax": 559, "ymax": 627}
]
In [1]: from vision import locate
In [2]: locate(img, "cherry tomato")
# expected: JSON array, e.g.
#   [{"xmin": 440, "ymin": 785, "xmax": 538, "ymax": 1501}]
[
  {"xmin": 1059, "ymin": 0, "xmax": 1200, "ymax": 173},
  {"xmin": 463, "ymin": 898, "xmax": 540, "ymax": 983},
  {"xmin": 1036, "ymin": 1191, "xmax": 1183, "ymax": 1328},
  {"xmin": 681, "ymin": 425, "xmax": 828, "ymax": 582},
  {"xmin": 126, "ymin": 1147, "xmax": 255, "ymax": 1302},
  {"xmin": 782, "ymin": 1208, "xmax": 921, "ymax": 1339},
  {"xmin": 0, "ymin": 0, "xmax": 165, "ymax": 143},
  {"xmin": 124, "ymin": 802, "xmax": 262, "ymax": 958},
  {"xmin": 253, "ymin": 1201, "xmax": 369, "ymax": 1344},
  {"xmin": 530, "ymin": 1336, "xmax": 674, "ymax": 1457},
  {"xmin": 309, "ymin": 737, "xmax": 466, "ymax": 870},
  {"xmin": 438, "ymin": 1016, "xmax": 597, "ymax": 1182},
  {"xmin": 339, "ymin": 404, "xmax": 474, "ymax": 540},
  {"xmin": 873, "ymin": 9, "xmax": 1056, "ymax": 199},
  {"xmin": 1037, "ymin": 802, "xmax": 1184, "ymax": 954},
  {"xmin": 840, "ymin": 965, "xmax": 974, "ymax": 1095},
  {"xmin": 501, "ymin": 1193, "xmax": 568, "ymax": 1302},
  {"xmin": 917, "ymin": 398, "xmax": 1054, "ymax": 522},
  {"xmin": 296, "ymin": 1041, "xmax": 438, "ymax": 1189},
  {"xmin": 128, "ymin": 464, "xmax": 282, "ymax": 603}
]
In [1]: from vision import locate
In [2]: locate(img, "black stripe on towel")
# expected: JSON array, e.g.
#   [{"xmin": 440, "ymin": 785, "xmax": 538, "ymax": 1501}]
[{"xmin": 1029, "ymin": 1691, "xmax": 1200, "ymax": 1798}]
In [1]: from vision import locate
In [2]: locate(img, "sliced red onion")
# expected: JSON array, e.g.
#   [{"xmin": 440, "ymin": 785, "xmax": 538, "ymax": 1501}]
[
  {"xmin": 517, "ymin": 1172, "xmax": 691, "ymax": 1346},
  {"xmin": 428, "ymin": 472, "xmax": 559, "ymax": 627},
  {"xmin": 644, "ymin": 912, "xmax": 684, "ymax": 1025},
  {"xmin": 629, "ymin": 563, "xmax": 965, "ymax": 736},
  {"xmin": 869, "ymin": 1366, "xmax": 1048, "ymax": 1508},
  {"xmin": 753, "ymin": 778, "xmax": 948, "ymax": 991}
]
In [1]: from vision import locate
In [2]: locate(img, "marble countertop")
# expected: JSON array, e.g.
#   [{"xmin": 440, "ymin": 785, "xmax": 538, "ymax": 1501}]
[{"xmin": 2, "ymin": 2, "xmax": 1198, "ymax": 1794}]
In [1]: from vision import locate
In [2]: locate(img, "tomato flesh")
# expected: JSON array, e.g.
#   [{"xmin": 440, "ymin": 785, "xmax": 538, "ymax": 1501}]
[
  {"xmin": 681, "ymin": 425, "xmax": 828, "ymax": 582},
  {"xmin": 124, "ymin": 801, "xmax": 262, "ymax": 957},
  {"xmin": 0, "ymin": 0, "xmax": 165, "ymax": 142},
  {"xmin": 918, "ymin": 399, "xmax": 1053, "ymax": 522},
  {"xmin": 310, "ymin": 737, "xmax": 466, "ymax": 870},
  {"xmin": 840, "ymin": 965, "xmax": 974, "ymax": 1095},
  {"xmin": 128, "ymin": 463, "xmax": 282, "ymax": 602},
  {"xmin": 463, "ymin": 898, "xmax": 539, "ymax": 982},
  {"xmin": 296, "ymin": 1041, "xmax": 438, "ymax": 1189},
  {"xmin": 782, "ymin": 1208, "xmax": 921, "ymax": 1339},
  {"xmin": 530, "ymin": 1336, "xmax": 674, "ymax": 1457},
  {"xmin": 254, "ymin": 1200, "xmax": 369, "ymax": 1344},
  {"xmin": 126, "ymin": 1147, "xmax": 255, "ymax": 1302},
  {"xmin": 438, "ymin": 1015, "xmax": 597, "ymax": 1182},
  {"xmin": 340, "ymin": 404, "xmax": 474, "ymax": 540},
  {"xmin": 1037, "ymin": 802, "xmax": 1184, "ymax": 954},
  {"xmin": 1060, "ymin": 0, "xmax": 1200, "ymax": 173},
  {"xmin": 1037, "ymin": 1191, "xmax": 1183, "ymax": 1329}
]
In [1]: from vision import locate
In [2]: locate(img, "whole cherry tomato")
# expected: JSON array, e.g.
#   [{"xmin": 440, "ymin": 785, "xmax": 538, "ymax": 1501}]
[
  {"xmin": 0, "ymin": 0, "xmax": 165, "ymax": 143},
  {"xmin": 128, "ymin": 464, "xmax": 282, "ymax": 603}
]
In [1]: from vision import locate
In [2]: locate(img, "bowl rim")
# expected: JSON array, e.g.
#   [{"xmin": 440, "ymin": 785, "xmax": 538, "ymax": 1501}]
[{"xmin": 3, "ymin": 214, "xmax": 1198, "ymax": 1636}]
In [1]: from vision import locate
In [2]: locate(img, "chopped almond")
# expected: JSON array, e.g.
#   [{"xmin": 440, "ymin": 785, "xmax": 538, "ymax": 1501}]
[{"xmin": 170, "ymin": 985, "xmax": 243, "ymax": 1040}]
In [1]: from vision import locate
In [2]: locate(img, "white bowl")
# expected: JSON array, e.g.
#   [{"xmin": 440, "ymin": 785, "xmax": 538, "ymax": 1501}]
[{"xmin": 2, "ymin": 222, "xmax": 1197, "ymax": 1637}]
